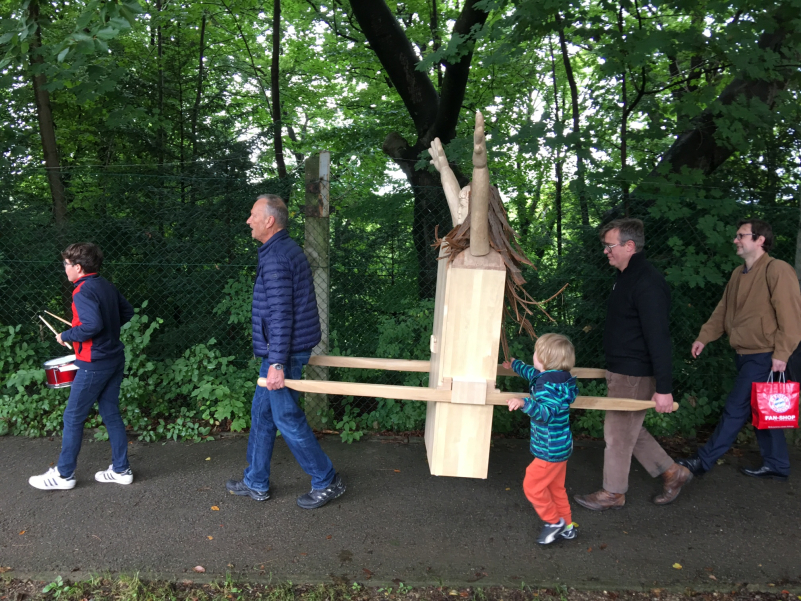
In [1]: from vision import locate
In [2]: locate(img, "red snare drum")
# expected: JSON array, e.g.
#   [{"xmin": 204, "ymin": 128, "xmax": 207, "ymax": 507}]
[{"xmin": 43, "ymin": 355, "xmax": 78, "ymax": 389}]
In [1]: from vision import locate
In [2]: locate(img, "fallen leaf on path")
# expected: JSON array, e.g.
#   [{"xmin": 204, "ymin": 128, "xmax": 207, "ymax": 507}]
[
  {"xmin": 781, "ymin": 591, "xmax": 789, "ymax": 595},
  {"xmin": 207, "ymin": 536, "xmax": 213, "ymax": 540},
  {"xmin": 673, "ymin": 563, "xmax": 682, "ymax": 570},
  {"xmin": 460, "ymin": 592, "xmax": 470, "ymax": 598},
  {"xmin": 393, "ymin": 469, "xmax": 400, "ymax": 473},
  {"xmin": 362, "ymin": 568, "xmax": 373, "ymax": 579},
  {"xmin": 448, "ymin": 591, "xmax": 458, "ymax": 596},
  {"xmin": 587, "ymin": 547, "xmax": 592, "ymax": 552},
  {"xmin": 600, "ymin": 544, "xmax": 607, "ymax": 550},
  {"xmin": 326, "ymin": 535, "xmax": 332, "ymax": 539},
  {"xmin": 205, "ymin": 457, "xmax": 211, "ymax": 461},
  {"xmin": 505, "ymin": 488, "xmax": 510, "ymax": 491},
  {"xmin": 0, "ymin": 567, "xmax": 12, "ymax": 573},
  {"xmin": 193, "ymin": 566, "xmax": 205, "ymax": 573},
  {"xmin": 18, "ymin": 531, "xmax": 25, "ymax": 535},
  {"xmin": 709, "ymin": 575, "xmax": 717, "ymax": 581},
  {"xmin": 211, "ymin": 506, "xmax": 220, "ymax": 511}
]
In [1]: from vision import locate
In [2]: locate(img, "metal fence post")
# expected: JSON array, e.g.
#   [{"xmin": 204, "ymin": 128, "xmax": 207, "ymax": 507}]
[{"xmin": 304, "ymin": 152, "xmax": 330, "ymax": 429}]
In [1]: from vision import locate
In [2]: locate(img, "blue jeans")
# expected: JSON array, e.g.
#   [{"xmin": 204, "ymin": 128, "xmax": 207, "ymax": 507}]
[
  {"xmin": 243, "ymin": 354, "xmax": 335, "ymax": 492},
  {"xmin": 57, "ymin": 359, "xmax": 129, "ymax": 478},
  {"xmin": 698, "ymin": 352, "xmax": 790, "ymax": 475}
]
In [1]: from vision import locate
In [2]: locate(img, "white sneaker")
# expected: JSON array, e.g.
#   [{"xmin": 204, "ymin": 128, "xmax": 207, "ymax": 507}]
[
  {"xmin": 95, "ymin": 465, "xmax": 134, "ymax": 485},
  {"xmin": 29, "ymin": 467, "xmax": 76, "ymax": 490}
]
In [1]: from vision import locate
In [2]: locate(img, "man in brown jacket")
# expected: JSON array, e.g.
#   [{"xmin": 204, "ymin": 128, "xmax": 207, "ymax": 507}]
[{"xmin": 678, "ymin": 219, "xmax": 801, "ymax": 481}]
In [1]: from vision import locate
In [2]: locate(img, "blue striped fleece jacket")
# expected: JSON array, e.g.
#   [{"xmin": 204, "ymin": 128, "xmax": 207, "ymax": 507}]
[{"xmin": 511, "ymin": 359, "xmax": 578, "ymax": 463}]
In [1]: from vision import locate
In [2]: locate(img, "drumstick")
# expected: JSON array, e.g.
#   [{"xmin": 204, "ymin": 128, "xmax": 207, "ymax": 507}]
[
  {"xmin": 38, "ymin": 314, "xmax": 60, "ymax": 336},
  {"xmin": 38, "ymin": 315, "xmax": 71, "ymax": 349},
  {"xmin": 44, "ymin": 310, "xmax": 71, "ymax": 326}
]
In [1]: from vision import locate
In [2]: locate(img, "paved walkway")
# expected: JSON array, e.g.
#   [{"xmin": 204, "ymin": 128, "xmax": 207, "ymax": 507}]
[{"xmin": 1, "ymin": 434, "xmax": 799, "ymax": 590}]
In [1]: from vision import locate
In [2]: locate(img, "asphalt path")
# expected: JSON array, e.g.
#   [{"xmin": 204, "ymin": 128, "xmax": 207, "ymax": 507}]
[{"xmin": 1, "ymin": 434, "xmax": 799, "ymax": 590}]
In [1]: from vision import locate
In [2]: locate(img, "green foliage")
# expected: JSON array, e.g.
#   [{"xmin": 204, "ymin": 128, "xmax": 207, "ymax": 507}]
[{"xmin": 42, "ymin": 576, "xmax": 74, "ymax": 600}]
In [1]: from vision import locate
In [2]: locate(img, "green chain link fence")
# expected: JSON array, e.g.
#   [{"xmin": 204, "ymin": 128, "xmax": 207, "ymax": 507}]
[{"xmin": 1, "ymin": 161, "xmax": 799, "ymax": 442}]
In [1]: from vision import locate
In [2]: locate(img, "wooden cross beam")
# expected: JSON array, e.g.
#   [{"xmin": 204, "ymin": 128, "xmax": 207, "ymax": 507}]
[{"xmin": 257, "ymin": 356, "xmax": 678, "ymax": 412}]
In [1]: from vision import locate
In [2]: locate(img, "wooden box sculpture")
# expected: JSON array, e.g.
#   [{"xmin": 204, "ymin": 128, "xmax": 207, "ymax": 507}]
[{"xmin": 425, "ymin": 112, "xmax": 504, "ymax": 478}]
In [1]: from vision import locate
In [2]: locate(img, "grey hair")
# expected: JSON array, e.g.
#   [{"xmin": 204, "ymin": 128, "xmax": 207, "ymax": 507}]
[
  {"xmin": 599, "ymin": 218, "xmax": 645, "ymax": 252},
  {"xmin": 256, "ymin": 194, "xmax": 288, "ymax": 229}
]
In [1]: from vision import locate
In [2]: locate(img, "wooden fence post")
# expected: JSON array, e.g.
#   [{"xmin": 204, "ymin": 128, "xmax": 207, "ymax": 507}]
[{"xmin": 304, "ymin": 152, "xmax": 330, "ymax": 429}]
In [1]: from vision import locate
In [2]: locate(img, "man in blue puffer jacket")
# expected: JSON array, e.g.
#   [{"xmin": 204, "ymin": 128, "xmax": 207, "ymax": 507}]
[{"xmin": 226, "ymin": 194, "xmax": 346, "ymax": 509}]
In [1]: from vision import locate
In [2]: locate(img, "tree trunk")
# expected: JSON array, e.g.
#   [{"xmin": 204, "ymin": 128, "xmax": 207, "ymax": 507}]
[
  {"xmin": 28, "ymin": 0, "xmax": 66, "ymax": 227},
  {"xmin": 430, "ymin": 0, "xmax": 442, "ymax": 89},
  {"xmin": 620, "ymin": 69, "xmax": 629, "ymax": 216},
  {"xmin": 350, "ymin": 0, "xmax": 489, "ymax": 299},
  {"xmin": 272, "ymin": 0, "xmax": 287, "ymax": 178},
  {"xmin": 191, "ymin": 13, "xmax": 206, "ymax": 160},
  {"xmin": 157, "ymin": 0, "xmax": 164, "ymax": 167},
  {"xmin": 556, "ymin": 14, "xmax": 588, "ymax": 226}
]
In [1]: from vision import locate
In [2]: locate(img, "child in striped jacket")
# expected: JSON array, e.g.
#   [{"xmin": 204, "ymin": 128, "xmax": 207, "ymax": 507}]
[{"xmin": 503, "ymin": 333, "xmax": 578, "ymax": 545}]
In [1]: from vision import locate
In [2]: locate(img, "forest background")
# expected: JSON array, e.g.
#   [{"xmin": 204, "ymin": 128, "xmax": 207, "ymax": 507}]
[{"xmin": 1, "ymin": 0, "xmax": 800, "ymax": 445}]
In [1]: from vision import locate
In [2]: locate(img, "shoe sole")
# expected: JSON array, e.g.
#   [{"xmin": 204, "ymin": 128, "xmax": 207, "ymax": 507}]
[
  {"xmin": 227, "ymin": 488, "xmax": 270, "ymax": 501},
  {"xmin": 95, "ymin": 476, "xmax": 133, "ymax": 485},
  {"xmin": 29, "ymin": 481, "xmax": 76, "ymax": 491},
  {"xmin": 574, "ymin": 499, "xmax": 624, "ymax": 511},
  {"xmin": 741, "ymin": 473, "xmax": 788, "ymax": 482}
]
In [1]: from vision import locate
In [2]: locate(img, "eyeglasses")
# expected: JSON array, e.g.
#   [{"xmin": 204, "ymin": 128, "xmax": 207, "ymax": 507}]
[
  {"xmin": 63, "ymin": 260, "xmax": 73, "ymax": 267},
  {"xmin": 735, "ymin": 233, "xmax": 758, "ymax": 240},
  {"xmin": 602, "ymin": 243, "xmax": 620, "ymax": 251}
]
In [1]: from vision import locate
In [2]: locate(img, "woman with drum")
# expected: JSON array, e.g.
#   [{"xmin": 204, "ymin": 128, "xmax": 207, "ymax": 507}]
[{"xmin": 29, "ymin": 242, "xmax": 135, "ymax": 491}]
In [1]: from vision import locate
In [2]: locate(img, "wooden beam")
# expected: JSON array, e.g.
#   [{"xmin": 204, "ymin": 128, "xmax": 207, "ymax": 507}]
[
  {"xmin": 265, "ymin": 378, "xmax": 452, "ymax": 402},
  {"xmin": 308, "ymin": 355, "xmax": 430, "ymax": 372},
  {"xmin": 306, "ymin": 355, "xmax": 606, "ymax": 379},
  {"xmin": 263, "ymin": 379, "xmax": 679, "ymax": 412}
]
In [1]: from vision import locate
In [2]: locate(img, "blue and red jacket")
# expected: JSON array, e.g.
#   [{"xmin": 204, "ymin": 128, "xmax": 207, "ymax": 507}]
[{"xmin": 60, "ymin": 273, "xmax": 134, "ymax": 370}]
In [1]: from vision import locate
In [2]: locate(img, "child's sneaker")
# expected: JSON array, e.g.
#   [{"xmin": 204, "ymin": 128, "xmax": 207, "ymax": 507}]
[
  {"xmin": 95, "ymin": 465, "xmax": 134, "ymax": 485},
  {"xmin": 537, "ymin": 518, "xmax": 566, "ymax": 545},
  {"xmin": 560, "ymin": 523, "xmax": 577, "ymax": 540},
  {"xmin": 29, "ymin": 467, "xmax": 76, "ymax": 490}
]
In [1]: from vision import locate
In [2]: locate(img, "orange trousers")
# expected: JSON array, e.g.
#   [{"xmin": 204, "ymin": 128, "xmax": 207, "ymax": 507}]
[{"xmin": 523, "ymin": 458, "xmax": 571, "ymax": 525}]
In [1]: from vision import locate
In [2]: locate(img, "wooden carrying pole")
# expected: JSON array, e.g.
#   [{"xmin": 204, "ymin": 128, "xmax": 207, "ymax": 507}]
[
  {"xmin": 305, "ymin": 355, "xmax": 606, "ymax": 379},
  {"xmin": 259, "ymin": 378, "xmax": 679, "ymax": 412}
]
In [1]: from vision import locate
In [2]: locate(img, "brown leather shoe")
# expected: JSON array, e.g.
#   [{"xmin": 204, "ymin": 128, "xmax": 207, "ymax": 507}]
[
  {"xmin": 573, "ymin": 489, "xmax": 625, "ymax": 511},
  {"xmin": 652, "ymin": 462, "xmax": 693, "ymax": 505}
]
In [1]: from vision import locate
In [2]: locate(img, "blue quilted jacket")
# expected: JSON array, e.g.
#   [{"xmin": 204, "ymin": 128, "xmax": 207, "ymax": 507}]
[
  {"xmin": 251, "ymin": 229, "xmax": 321, "ymax": 363},
  {"xmin": 512, "ymin": 359, "xmax": 578, "ymax": 463}
]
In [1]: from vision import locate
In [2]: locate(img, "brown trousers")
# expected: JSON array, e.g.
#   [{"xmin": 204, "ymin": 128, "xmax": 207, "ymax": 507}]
[{"xmin": 602, "ymin": 371, "xmax": 674, "ymax": 494}]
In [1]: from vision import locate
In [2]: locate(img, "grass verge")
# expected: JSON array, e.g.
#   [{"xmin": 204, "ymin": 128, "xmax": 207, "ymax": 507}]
[{"xmin": 1, "ymin": 575, "xmax": 799, "ymax": 601}]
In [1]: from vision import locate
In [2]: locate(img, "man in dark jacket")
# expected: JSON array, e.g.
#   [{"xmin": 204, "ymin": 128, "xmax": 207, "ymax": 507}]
[
  {"xmin": 226, "ymin": 195, "xmax": 345, "ymax": 509},
  {"xmin": 574, "ymin": 219, "xmax": 692, "ymax": 510},
  {"xmin": 29, "ymin": 242, "xmax": 135, "ymax": 491}
]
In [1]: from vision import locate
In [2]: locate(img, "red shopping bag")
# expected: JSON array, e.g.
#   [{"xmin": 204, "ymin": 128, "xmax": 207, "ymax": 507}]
[{"xmin": 751, "ymin": 372, "xmax": 799, "ymax": 429}]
